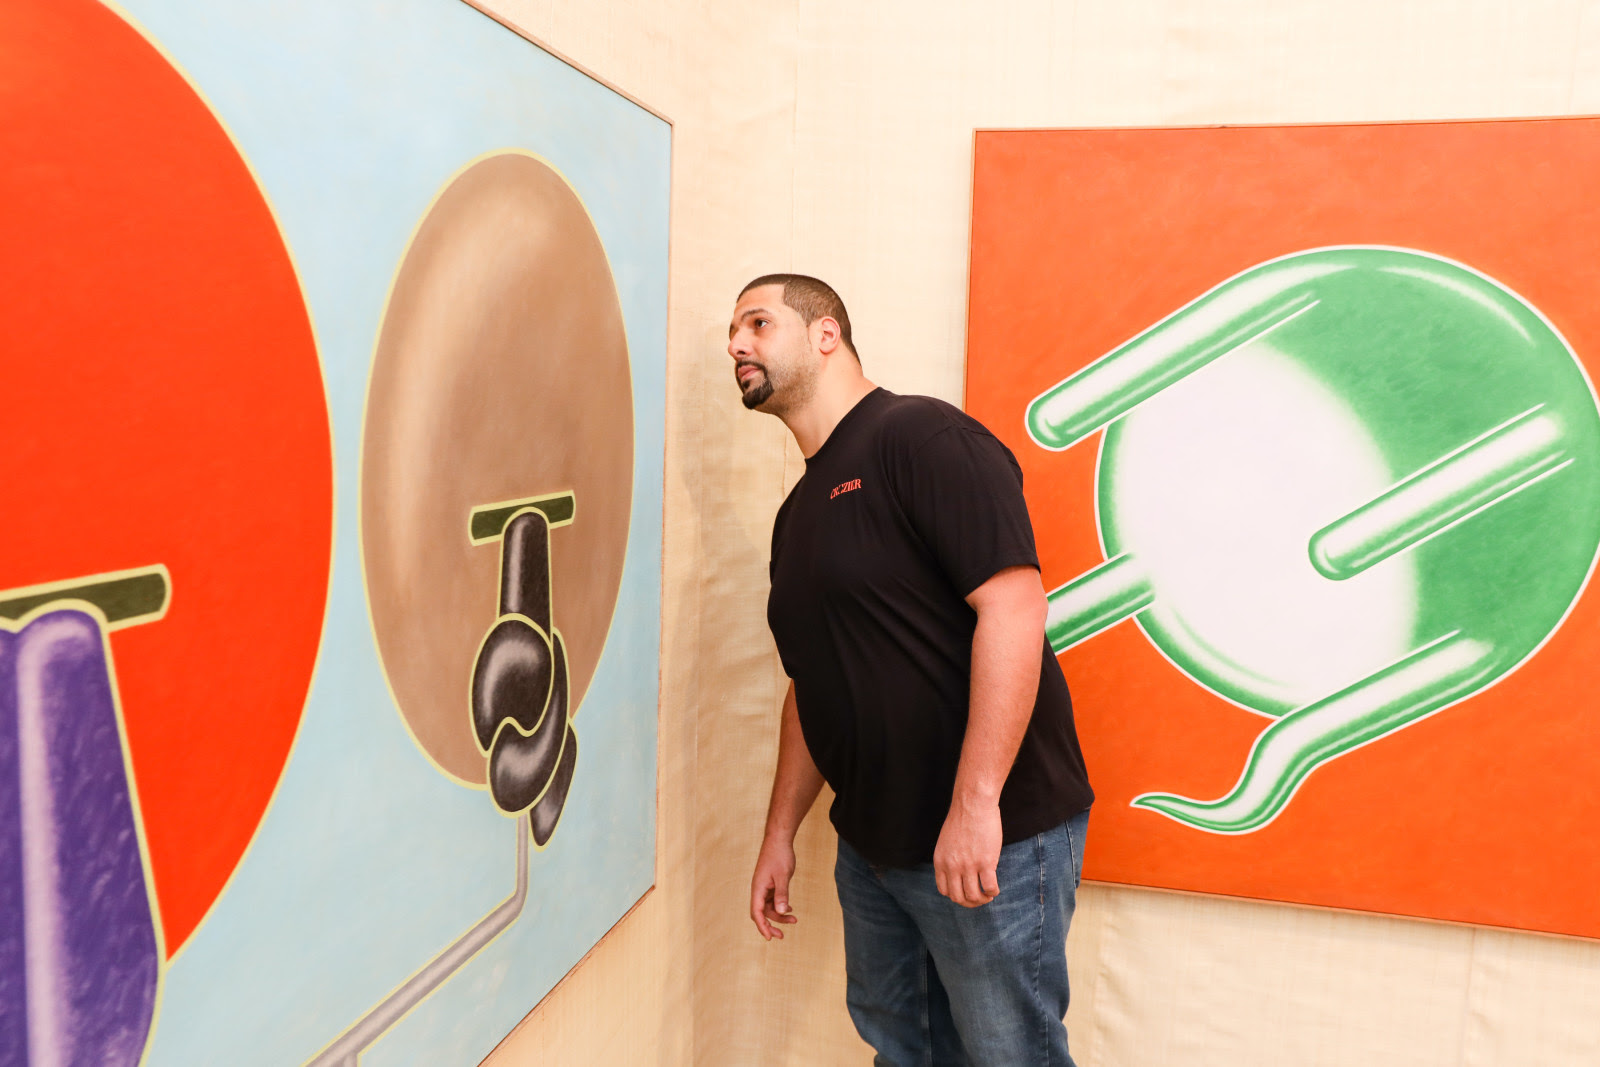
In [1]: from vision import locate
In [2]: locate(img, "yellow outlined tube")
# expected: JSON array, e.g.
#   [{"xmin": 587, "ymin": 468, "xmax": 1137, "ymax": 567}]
[
  {"xmin": 0, "ymin": 565, "xmax": 170, "ymax": 630},
  {"xmin": 2, "ymin": 569, "xmax": 170, "ymax": 1066}
]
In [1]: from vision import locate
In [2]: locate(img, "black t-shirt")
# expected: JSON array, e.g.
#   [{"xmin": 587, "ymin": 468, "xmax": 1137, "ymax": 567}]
[{"xmin": 767, "ymin": 388, "xmax": 1093, "ymax": 867}]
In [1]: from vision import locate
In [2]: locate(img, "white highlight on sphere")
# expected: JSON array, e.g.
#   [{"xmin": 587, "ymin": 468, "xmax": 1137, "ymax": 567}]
[{"xmin": 1104, "ymin": 341, "xmax": 1419, "ymax": 713}]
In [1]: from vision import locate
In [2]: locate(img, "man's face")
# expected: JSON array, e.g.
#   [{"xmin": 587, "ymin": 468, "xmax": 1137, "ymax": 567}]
[{"xmin": 727, "ymin": 284, "xmax": 817, "ymax": 414}]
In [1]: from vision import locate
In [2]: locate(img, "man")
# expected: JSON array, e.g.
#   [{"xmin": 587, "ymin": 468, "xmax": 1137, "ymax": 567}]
[{"xmin": 733, "ymin": 274, "xmax": 1094, "ymax": 1066}]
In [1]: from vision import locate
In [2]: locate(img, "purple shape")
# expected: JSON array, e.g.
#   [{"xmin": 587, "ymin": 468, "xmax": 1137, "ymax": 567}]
[
  {"xmin": 8, "ymin": 610, "xmax": 159, "ymax": 1065},
  {"xmin": 1, "ymin": 629, "xmax": 24, "ymax": 1063}
]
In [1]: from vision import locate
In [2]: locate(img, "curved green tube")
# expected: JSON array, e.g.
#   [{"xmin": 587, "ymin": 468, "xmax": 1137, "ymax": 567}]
[{"xmin": 1132, "ymin": 633, "xmax": 1499, "ymax": 833}]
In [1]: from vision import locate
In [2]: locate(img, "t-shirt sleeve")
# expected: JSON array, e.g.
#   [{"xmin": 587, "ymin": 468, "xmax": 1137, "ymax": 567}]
[{"xmin": 892, "ymin": 423, "xmax": 1041, "ymax": 598}]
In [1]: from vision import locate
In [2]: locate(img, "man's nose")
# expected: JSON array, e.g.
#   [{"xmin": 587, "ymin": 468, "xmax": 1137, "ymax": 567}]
[{"xmin": 728, "ymin": 330, "xmax": 749, "ymax": 359}]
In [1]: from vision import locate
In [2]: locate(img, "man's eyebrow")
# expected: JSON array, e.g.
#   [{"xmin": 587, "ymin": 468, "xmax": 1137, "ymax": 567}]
[{"xmin": 728, "ymin": 306, "xmax": 776, "ymax": 338}]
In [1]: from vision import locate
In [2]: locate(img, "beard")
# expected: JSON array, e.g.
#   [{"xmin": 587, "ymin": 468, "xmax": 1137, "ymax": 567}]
[
  {"xmin": 736, "ymin": 347, "xmax": 815, "ymax": 415},
  {"xmin": 737, "ymin": 363, "xmax": 775, "ymax": 410},
  {"xmin": 740, "ymin": 375, "xmax": 774, "ymax": 410}
]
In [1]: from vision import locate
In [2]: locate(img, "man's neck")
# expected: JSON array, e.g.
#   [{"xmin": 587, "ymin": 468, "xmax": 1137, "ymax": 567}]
[{"xmin": 781, "ymin": 375, "xmax": 879, "ymax": 458}]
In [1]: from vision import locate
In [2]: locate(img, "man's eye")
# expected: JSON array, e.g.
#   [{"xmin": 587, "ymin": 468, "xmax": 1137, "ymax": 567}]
[{"xmin": 754, "ymin": 318, "xmax": 768, "ymax": 328}]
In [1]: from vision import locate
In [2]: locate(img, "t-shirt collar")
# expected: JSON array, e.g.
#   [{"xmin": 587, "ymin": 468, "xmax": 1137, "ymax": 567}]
[{"xmin": 805, "ymin": 386, "xmax": 888, "ymax": 465}]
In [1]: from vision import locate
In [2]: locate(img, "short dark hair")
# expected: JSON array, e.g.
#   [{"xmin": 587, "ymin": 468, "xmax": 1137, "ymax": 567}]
[{"xmin": 740, "ymin": 273, "xmax": 858, "ymax": 361}]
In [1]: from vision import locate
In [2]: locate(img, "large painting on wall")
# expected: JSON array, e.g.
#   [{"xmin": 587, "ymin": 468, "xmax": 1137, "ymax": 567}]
[
  {"xmin": 966, "ymin": 120, "xmax": 1600, "ymax": 940},
  {"xmin": 1, "ymin": 0, "xmax": 667, "ymax": 1063}
]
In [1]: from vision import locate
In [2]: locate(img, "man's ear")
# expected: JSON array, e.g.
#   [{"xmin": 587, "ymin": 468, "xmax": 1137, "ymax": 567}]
[{"xmin": 813, "ymin": 315, "xmax": 842, "ymax": 356}]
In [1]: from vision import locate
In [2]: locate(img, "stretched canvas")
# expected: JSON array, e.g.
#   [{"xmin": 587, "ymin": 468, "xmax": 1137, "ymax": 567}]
[
  {"xmin": 1, "ymin": 1, "xmax": 667, "ymax": 1063},
  {"xmin": 966, "ymin": 120, "xmax": 1600, "ymax": 940}
]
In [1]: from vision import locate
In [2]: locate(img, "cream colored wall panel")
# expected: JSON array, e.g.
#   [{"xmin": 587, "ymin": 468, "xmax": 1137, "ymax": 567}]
[
  {"xmin": 1573, "ymin": 0, "xmax": 1600, "ymax": 110},
  {"xmin": 1074, "ymin": 888, "xmax": 1476, "ymax": 1067},
  {"xmin": 1461, "ymin": 929, "xmax": 1600, "ymax": 1066},
  {"xmin": 790, "ymin": 0, "xmax": 1074, "ymax": 404},
  {"xmin": 485, "ymin": 894, "xmax": 679, "ymax": 1063},
  {"xmin": 1063, "ymin": 884, "xmax": 1116, "ymax": 1063},
  {"xmin": 1098, "ymin": 0, "xmax": 1586, "ymax": 124}
]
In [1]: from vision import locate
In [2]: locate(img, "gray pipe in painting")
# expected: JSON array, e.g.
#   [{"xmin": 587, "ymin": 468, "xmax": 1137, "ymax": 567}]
[{"xmin": 304, "ymin": 824, "xmax": 529, "ymax": 1066}]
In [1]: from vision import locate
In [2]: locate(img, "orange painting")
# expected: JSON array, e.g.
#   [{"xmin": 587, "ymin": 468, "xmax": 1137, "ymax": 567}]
[
  {"xmin": 2, "ymin": 0, "xmax": 331, "ymax": 958},
  {"xmin": 965, "ymin": 119, "xmax": 1600, "ymax": 939}
]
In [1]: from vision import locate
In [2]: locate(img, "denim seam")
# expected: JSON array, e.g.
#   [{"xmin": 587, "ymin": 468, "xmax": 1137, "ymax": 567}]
[
  {"xmin": 920, "ymin": 950, "xmax": 932, "ymax": 1067},
  {"xmin": 1035, "ymin": 832, "xmax": 1047, "ymax": 1066},
  {"xmin": 1067, "ymin": 815, "xmax": 1081, "ymax": 887}
]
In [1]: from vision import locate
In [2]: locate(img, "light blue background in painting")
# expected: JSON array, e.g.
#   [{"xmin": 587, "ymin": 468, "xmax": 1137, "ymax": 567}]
[{"xmin": 113, "ymin": 1, "xmax": 668, "ymax": 1063}]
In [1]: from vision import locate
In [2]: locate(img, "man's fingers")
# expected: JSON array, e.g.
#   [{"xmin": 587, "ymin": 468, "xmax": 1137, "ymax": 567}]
[
  {"xmin": 750, "ymin": 885, "xmax": 772, "ymax": 939},
  {"xmin": 937, "ymin": 862, "xmax": 972, "ymax": 906},
  {"xmin": 937, "ymin": 861, "xmax": 984, "ymax": 905},
  {"xmin": 751, "ymin": 876, "xmax": 781, "ymax": 940},
  {"xmin": 935, "ymin": 864, "xmax": 1000, "ymax": 908},
  {"xmin": 947, "ymin": 869, "xmax": 966, "ymax": 906},
  {"xmin": 936, "ymin": 854, "xmax": 1008, "ymax": 905},
  {"xmin": 753, "ymin": 876, "xmax": 798, "ymax": 939},
  {"xmin": 768, "ymin": 873, "xmax": 796, "ymax": 929}
]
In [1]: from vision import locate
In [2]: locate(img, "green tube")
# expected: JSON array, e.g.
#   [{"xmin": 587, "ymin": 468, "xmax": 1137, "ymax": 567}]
[
  {"xmin": 1131, "ymin": 632, "xmax": 1498, "ymax": 833},
  {"xmin": 1025, "ymin": 258, "xmax": 1348, "ymax": 451},
  {"xmin": 1044, "ymin": 553, "xmax": 1153, "ymax": 653},
  {"xmin": 1310, "ymin": 408, "xmax": 1571, "ymax": 580}
]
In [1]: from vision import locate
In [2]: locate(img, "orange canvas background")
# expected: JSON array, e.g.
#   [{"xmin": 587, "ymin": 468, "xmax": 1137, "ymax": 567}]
[
  {"xmin": 2, "ymin": 0, "xmax": 332, "ymax": 954},
  {"xmin": 965, "ymin": 119, "xmax": 1600, "ymax": 939}
]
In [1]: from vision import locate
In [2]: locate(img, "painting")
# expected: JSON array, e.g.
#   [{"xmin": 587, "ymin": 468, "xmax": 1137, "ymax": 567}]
[
  {"xmin": 966, "ymin": 120, "xmax": 1600, "ymax": 939},
  {"xmin": 1, "ymin": 0, "xmax": 667, "ymax": 1063}
]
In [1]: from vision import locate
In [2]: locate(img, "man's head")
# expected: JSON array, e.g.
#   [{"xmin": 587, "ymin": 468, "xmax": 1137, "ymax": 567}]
[{"xmin": 727, "ymin": 274, "xmax": 858, "ymax": 415}]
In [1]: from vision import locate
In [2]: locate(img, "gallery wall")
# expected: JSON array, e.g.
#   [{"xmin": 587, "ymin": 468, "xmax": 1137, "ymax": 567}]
[{"xmin": 476, "ymin": 1, "xmax": 1600, "ymax": 1064}]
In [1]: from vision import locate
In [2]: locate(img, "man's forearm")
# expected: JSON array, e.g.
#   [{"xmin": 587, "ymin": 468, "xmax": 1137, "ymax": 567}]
[
  {"xmin": 953, "ymin": 568, "xmax": 1046, "ymax": 807},
  {"xmin": 764, "ymin": 681, "xmax": 825, "ymax": 844}
]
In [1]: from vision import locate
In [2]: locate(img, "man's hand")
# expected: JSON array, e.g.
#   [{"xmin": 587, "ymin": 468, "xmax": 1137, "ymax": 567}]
[
  {"xmin": 752, "ymin": 681, "xmax": 824, "ymax": 940},
  {"xmin": 934, "ymin": 796, "xmax": 1003, "ymax": 907},
  {"xmin": 935, "ymin": 565, "xmax": 1045, "ymax": 909},
  {"xmin": 750, "ymin": 834, "xmax": 800, "ymax": 940}
]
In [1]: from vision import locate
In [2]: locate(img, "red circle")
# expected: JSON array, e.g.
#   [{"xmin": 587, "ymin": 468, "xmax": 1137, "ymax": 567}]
[{"xmin": 2, "ymin": 0, "xmax": 332, "ymax": 955}]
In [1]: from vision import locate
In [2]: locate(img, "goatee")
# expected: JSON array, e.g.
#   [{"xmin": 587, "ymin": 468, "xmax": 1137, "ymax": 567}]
[{"xmin": 741, "ymin": 377, "xmax": 774, "ymax": 410}]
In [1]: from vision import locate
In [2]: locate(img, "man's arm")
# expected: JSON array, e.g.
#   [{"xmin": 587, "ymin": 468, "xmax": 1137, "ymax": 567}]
[
  {"xmin": 750, "ymin": 680, "xmax": 825, "ymax": 940},
  {"xmin": 934, "ymin": 564, "xmax": 1048, "ymax": 908}
]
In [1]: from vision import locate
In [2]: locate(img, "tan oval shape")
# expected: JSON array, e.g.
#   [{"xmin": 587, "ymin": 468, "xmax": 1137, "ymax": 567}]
[{"xmin": 361, "ymin": 152, "xmax": 632, "ymax": 785}]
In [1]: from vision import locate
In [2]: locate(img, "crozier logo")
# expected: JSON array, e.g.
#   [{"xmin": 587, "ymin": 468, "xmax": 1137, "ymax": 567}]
[{"xmin": 830, "ymin": 478, "xmax": 862, "ymax": 499}]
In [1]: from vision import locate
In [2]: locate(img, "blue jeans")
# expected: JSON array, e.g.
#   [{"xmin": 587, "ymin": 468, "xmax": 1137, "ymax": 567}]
[{"xmin": 834, "ymin": 809, "xmax": 1089, "ymax": 1067}]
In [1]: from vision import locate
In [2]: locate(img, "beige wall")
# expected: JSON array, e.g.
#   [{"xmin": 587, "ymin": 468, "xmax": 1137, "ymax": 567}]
[{"xmin": 479, "ymin": 1, "xmax": 1600, "ymax": 1064}]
